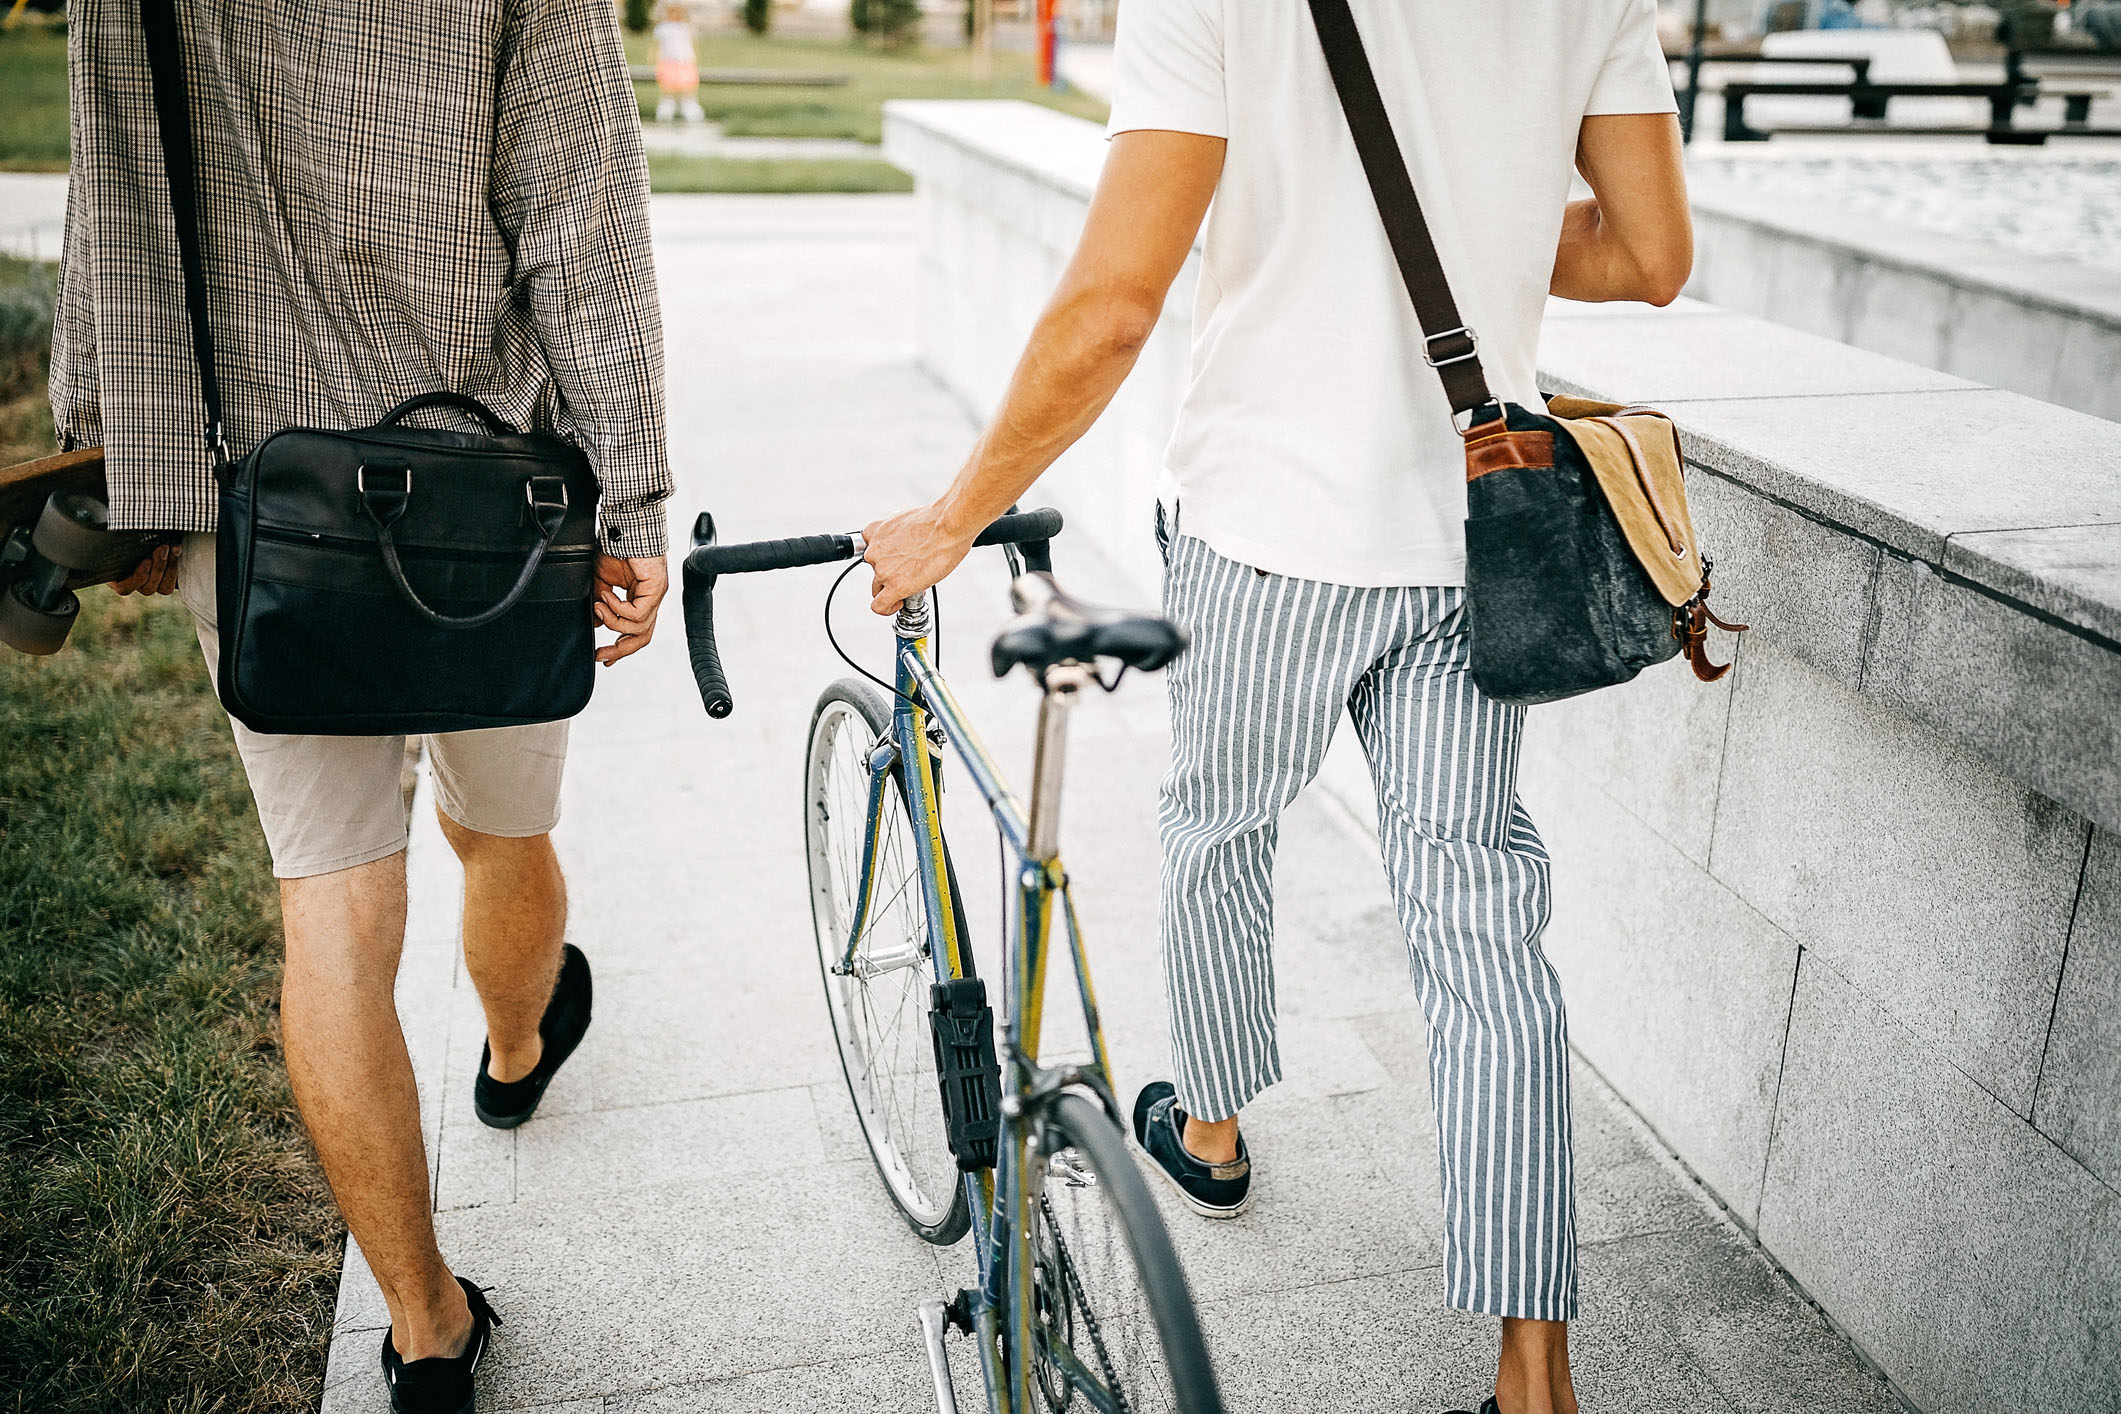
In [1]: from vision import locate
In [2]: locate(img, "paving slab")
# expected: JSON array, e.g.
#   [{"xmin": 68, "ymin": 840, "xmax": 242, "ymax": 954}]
[{"xmin": 316, "ymin": 194, "xmax": 1903, "ymax": 1413}]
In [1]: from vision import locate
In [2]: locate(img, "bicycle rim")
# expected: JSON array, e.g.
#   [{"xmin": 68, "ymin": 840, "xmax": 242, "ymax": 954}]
[
  {"xmin": 804, "ymin": 682, "xmax": 969, "ymax": 1243},
  {"xmin": 1027, "ymin": 1093, "xmax": 1225, "ymax": 1414}
]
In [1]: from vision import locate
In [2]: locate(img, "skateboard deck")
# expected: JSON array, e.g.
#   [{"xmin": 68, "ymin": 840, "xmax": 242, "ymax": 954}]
[{"xmin": 0, "ymin": 446, "xmax": 182, "ymax": 589}]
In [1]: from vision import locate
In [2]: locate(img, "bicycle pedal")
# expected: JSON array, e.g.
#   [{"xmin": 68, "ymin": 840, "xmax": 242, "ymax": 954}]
[{"xmin": 930, "ymin": 977, "xmax": 1002, "ymax": 1172}]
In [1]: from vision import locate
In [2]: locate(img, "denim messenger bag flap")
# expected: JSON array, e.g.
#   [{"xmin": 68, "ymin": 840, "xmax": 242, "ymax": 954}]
[{"xmin": 1307, "ymin": 0, "xmax": 1747, "ymax": 707}]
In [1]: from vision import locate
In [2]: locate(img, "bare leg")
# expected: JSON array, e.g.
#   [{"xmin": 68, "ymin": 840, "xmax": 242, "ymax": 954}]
[
  {"xmin": 1182, "ymin": 1113, "xmax": 1242, "ymax": 1165},
  {"xmin": 280, "ymin": 854, "xmax": 472, "ymax": 1362},
  {"xmin": 1496, "ymin": 1317, "xmax": 1578, "ymax": 1414},
  {"xmin": 438, "ymin": 811, "xmax": 567, "ymax": 1084}
]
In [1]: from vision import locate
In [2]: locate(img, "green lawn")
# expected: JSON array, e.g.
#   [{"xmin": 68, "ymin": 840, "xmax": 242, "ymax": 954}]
[
  {"xmin": 0, "ymin": 24, "xmax": 69, "ymax": 173},
  {"xmin": 630, "ymin": 28, "xmax": 1107, "ymax": 145},
  {"xmin": 1, "ymin": 258, "xmax": 338, "ymax": 1407},
  {"xmin": 0, "ymin": 590, "xmax": 340, "ymax": 1411},
  {"xmin": 648, "ymin": 152, "xmax": 912, "ymax": 193}
]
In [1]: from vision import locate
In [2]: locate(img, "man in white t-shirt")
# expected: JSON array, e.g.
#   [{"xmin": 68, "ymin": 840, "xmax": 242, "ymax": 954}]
[{"xmin": 863, "ymin": 3, "xmax": 1689, "ymax": 1408}]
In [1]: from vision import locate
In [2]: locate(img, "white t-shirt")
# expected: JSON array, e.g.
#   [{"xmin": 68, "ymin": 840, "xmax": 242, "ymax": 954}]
[{"xmin": 1109, "ymin": 0, "xmax": 1676, "ymax": 587}]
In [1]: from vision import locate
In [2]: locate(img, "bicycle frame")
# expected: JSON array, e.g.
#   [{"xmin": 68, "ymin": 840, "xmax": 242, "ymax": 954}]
[{"xmin": 834, "ymin": 589, "xmax": 1124, "ymax": 1414}]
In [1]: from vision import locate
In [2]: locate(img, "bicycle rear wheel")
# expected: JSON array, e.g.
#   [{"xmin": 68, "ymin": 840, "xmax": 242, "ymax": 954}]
[
  {"xmin": 1028, "ymin": 1093, "xmax": 1225, "ymax": 1414},
  {"xmin": 804, "ymin": 680, "xmax": 970, "ymax": 1245}
]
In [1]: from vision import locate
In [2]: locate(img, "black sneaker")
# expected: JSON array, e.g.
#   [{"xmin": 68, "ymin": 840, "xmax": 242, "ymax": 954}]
[
  {"xmin": 1131, "ymin": 1081, "xmax": 1251, "ymax": 1219},
  {"xmin": 1446, "ymin": 1401, "xmax": 1500, "ymax": 1414},
  {"xmin": 474, "ymin": 943, "xmax": 592, "ymax": 1130},
  {"xmin": 381, "ymin": 1276, "xmax": 500, "ymax": 1414}
]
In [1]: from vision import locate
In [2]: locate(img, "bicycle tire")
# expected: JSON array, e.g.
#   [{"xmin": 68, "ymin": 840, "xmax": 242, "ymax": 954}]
[
  {"xmin": 804, "ymin": 678, "xmax": 972, "ymax": 1245},
  {"xmin": 1028, "ymin": 1092, "xmax": 1225, "ymax": 1414}
]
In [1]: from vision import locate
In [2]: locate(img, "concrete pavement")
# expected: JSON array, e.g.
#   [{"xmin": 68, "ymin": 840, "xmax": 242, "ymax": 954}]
[{"xmin": 318, "ymin": 195, "xmax": 1905, "ymax": 1413}]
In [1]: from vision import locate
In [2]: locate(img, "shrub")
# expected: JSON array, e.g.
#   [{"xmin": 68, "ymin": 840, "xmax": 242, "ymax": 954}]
[
  {"xmin": 742, "ymin": 0, "xmax": 772, "ymax": 34},
  {"xmin": 624, "ymin": 0, "xmax": 652, "ymax": 32},
  {"xmin": 0, "ymin": 258, "xmax": 55, "ymax": 405},
  {"xmin": 852, "ymin": 0, "xmax": 922, "ymax": 45}
]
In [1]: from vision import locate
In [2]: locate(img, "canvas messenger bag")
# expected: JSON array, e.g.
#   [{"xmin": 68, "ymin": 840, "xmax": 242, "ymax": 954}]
[
  {"xmin": 141, "ymin": 0, "xmax": 600, "ymax": 736},
  {"xmin": 1307, "ymin": 0, "xmax": 1746, "ymax": 706}
]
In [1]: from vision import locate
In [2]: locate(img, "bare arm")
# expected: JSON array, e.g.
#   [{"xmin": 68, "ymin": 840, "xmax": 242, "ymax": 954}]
[
  {"xmin": 1552, "ymin": 112, "xmax": 1692, "ymax": 305},
  {"xmin": 863, "ymin": 129, "xmax": 1226, "ymax": 614}
]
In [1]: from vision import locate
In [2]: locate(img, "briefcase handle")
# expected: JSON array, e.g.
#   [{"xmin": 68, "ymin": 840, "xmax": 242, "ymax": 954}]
[
  {"xmin": 378, "ymin": 391, "xmax": 521, "ymax": 437},
  {"xmin": 358, "ymin": 464, "xmax": 571, "ymax": 630}
]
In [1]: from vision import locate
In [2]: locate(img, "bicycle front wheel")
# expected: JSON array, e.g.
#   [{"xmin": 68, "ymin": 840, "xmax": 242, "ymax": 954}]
[
  {"xmin": 804, "ymin": 679, "xmax": 970, "ymax": 1245},
  {"xmin": 1027, "ymin": 1093, "xmax": 1225, "ymax": 1414}
]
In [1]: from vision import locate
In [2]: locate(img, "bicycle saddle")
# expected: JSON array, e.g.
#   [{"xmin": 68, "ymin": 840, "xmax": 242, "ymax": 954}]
[{"xmin": 990, "ymin": 573, "xmax": 1188, "ymax": 680}]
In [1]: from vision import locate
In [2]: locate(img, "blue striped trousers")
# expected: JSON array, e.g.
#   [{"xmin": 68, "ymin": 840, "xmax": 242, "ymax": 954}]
[{"xmin": 1157, "ymin": 526, "xmax": 1577, "ymax": 1322}]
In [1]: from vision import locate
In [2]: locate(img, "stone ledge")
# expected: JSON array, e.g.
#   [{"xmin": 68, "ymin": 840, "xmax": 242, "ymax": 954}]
[{"xmin": 1685, "ymin": 173, "xmax": 2121, "ymax": 333}]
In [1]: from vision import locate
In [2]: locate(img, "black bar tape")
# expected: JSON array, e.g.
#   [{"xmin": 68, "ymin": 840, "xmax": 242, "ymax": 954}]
[
  {"xmin": 680, "ymin": 562, "xmax": 735, "ymax": 718},
  {"xmin": 685, "ymin": 532, "xmax": 856, "ymax": 579},
  {"xmin": 972, "ymin": 508, "xmax": 1064, "ymax": 547}
]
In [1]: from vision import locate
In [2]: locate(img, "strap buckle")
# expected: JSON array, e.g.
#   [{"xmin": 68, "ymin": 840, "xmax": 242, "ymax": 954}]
[
  {"xmin": 525, "ymin": 476, "xmax": 570, "ymax": 538},
  {"xmin": 356, "ymin": 461, "xmax": 411, "ymax": 496},
  {"xmin": 1423, "ymin": 325, "xmax": 1480, "ymax": 369},
  {"xmin": 524, "ymin": 476, "xmax": 569, "ymax": 513},
  {"xmin": 357, "ymin": 460, "xmax": 413, "ymax": 529}
]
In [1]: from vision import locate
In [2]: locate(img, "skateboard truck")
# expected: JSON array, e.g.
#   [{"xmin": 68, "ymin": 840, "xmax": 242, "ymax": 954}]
[{"xmin": 0, "ymin": 448, "xmax": 179, "ymax": 657}]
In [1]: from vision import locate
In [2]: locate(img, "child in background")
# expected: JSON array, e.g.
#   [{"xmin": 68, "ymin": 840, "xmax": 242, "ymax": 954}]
[{"xmin": 654, "ymin": 4, "xmax": 705, "ymax": 124}]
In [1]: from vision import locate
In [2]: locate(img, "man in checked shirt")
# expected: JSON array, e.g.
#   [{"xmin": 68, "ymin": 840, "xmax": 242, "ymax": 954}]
[{"xmin": 51, "ymin": 2, "xmax": 672, "ymax": 1408}]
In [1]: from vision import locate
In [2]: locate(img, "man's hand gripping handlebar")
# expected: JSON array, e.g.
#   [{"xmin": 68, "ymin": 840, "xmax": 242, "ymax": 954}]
[{"xmin": 680, "ymin": 507, "xmax": 1063, "ymax": 719}]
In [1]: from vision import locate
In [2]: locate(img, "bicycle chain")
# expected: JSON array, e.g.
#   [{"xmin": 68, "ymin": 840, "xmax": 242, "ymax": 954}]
[{"xmin": 1037, "ymin": 1189, "xmax": 1131, "ymax": 1414}]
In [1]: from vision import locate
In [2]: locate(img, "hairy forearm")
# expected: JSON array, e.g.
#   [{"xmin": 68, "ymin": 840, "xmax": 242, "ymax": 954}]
[{"xmin": 932, "ymin": 284, "xmax": 1158, "ymax": 538}]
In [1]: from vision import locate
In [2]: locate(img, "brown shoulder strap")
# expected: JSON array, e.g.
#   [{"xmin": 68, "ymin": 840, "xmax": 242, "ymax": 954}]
[{"xmin": 1305, "ymin": 0, "xmax": 1495, "ymax": 420}]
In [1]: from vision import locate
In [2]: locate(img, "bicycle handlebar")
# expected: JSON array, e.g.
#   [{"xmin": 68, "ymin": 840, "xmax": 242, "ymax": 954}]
[{"xmin": 680, "ymin": 507, "xmax": 1064, "ymax": 719}]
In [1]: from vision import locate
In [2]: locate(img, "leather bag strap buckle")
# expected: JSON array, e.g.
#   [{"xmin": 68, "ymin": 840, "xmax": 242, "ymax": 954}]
[
  {"xmin": 1423, "ymin": 325, "xmax": 1480, "ymax": 369},
  {"xmin": 525, "ymin": 476, "xmax": 570, "ymax": 538},
  {"xmin": 357, "ymin": 460, "xmax": 413, "ymax": 528}
]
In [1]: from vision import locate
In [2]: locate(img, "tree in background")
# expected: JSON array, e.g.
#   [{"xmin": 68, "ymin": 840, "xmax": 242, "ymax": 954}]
[
  {"xmin": 742, "ymin": 0, "xmax": 771, "ymax": 34},
  {"xmin": 625, "ymin": 0, "xmax": 652, "ymax": 33},
  {"xmin": 852, "ymin": 0, "xmax": 923, "ymax": 46}
]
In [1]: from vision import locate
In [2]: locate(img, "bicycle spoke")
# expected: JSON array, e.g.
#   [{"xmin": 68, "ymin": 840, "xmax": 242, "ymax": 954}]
[
  {"xmin": 1037, "ymin": 1164, "xmax": 1182, "ymax": 1414},
  {"xmin": 807, "ymin": 692, "xmax": 963, "ymax": 1238}
]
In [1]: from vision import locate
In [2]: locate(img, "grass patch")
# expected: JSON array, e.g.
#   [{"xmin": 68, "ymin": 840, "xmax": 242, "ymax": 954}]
[
  {"xmin": 1, "ymin": 255, "xmax": 57, "ymax": 465},
  {"xmin": 629, "ymin": 29, "xmax": 1108, "ymax": 143},
  {"xmin": 0, "ymin": 540, "xmax": 338, "ymax": 1400},
  {"xmin": 648, "ymin": 152, "xmax": 912, "ymax": 194},
  {"xmin": 0, "ymin": 24, "xmax": 70, "ymax": 173}
]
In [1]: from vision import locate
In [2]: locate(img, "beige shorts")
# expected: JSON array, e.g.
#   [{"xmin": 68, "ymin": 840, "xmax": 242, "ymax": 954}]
[{"xmin": 179, "ymin": 533, "xmax": 569, "ymax": 880}]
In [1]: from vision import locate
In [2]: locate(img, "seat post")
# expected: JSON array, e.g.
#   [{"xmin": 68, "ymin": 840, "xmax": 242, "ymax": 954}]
[{"xmin": 1025, "ymin": 663, "xmax": 1089, "ymax": 862}]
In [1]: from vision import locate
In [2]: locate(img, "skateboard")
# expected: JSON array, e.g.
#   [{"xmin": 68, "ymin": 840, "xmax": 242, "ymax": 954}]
[{"xmin": 1, "ymin": 447, "xmax": 182, "ymax": 656}]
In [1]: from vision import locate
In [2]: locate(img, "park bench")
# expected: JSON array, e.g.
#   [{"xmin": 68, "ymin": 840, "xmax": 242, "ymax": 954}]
[
  {"xmin": 1722, "ymin": 77, "xmax": 2115, "ymax": 142},
  {"xmin": 1667, "ymin": 48, "xmax": 1875, "ymax": 86}
]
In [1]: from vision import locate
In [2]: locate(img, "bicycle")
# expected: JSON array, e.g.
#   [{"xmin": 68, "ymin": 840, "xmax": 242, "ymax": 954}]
[{"xmin": 680, "ymin": 506, "xmax": 1224, "ymax": 1414}]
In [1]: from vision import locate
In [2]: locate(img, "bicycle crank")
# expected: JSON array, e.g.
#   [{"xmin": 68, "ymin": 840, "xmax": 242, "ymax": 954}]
[{"xmin": 917, "ymin": 1298, "xmax": 960, "ymax": 1414}]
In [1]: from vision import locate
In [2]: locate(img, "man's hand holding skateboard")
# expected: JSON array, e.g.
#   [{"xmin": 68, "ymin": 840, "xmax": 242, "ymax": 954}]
[{"xmin": 111, "ymin": 543, "xmax": 182, "ymax": 596}]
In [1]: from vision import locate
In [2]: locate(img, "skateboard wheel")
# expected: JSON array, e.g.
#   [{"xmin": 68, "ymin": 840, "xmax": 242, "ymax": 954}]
[
  {"xmin": 31, "ymin": 492, "xmax": 116, "ymax": 572},
  {"xmin": 0, "ymin": 577, "xmax": 79, "ymax": 656}
]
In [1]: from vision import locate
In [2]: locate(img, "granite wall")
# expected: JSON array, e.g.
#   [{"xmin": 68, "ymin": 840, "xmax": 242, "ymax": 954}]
[
  {"xmin": 1683, "ymin": 172, "xmax": 2121, "ymax": 424},
  {"xmin": 884, "ymin": 99, "xmax": 2121, "ymax": 1414}
]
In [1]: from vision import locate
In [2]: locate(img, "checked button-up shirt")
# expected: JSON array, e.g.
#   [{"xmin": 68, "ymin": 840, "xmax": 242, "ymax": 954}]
[{"xmin": 50, "ymin": 0, "xmax": 674, "ymax": 557}]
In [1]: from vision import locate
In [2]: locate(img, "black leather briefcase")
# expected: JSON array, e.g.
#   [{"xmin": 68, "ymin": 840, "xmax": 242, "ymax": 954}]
[{"xmin": 215, "ymin": 393, "xmax": 600, "ymax": 736}]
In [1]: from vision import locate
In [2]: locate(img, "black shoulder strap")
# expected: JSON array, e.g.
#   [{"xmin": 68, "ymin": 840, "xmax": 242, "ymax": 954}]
[
  {"xmin": 139, "ymin": 0, "xmax": 227, "ymax": 462},
  {"xmin": 1304, "ymin": 0, "xmax": 1495, "ymax": 420}
]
